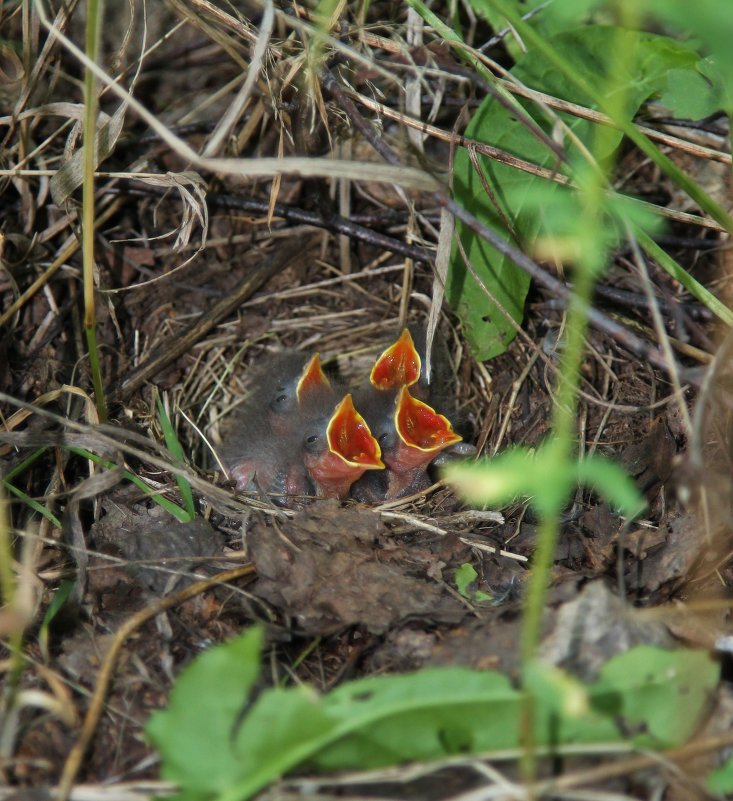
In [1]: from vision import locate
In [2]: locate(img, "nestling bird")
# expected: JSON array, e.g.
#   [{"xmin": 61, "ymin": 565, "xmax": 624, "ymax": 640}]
[
  {"xmin": 302, "ymin": 393, "xmax": 385, "ymax": 498},
  {"xmin": 369, "ymin": 328, "xmax": 422, "ymax": 392},
  {"xmin": 222, "ymin": 353, "xmax": 383, "ymax": 504},
  {"xmin": 260, "ymin": 352, "xmax": 335, "ymax": 435},
  {"xmin": 352, "ymin": 328, "xmax": 463, "ymax": 501}
]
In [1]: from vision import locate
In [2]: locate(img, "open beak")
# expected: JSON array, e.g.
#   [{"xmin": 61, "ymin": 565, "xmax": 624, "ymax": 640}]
[
  {"xmin": 327, "ymin": 394, "xmax": 384, "ymax": 469},
  {"xmin": 389, "ymin": 386, "xmax": 462, "ymax": 471},
  {"xmin": 304, "ymin": 394, "xmax": 384, "ymax": 499},
  {"xmin": 296, "ymin": 353, "xmax": 332, "ymax": 403},
  {"xmin": 369, "ymin": 329, "xmax": 421, "ymax": 390}
]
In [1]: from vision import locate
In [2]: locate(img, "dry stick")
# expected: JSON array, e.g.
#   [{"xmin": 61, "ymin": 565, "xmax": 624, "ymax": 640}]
[
  {"xmin": 108, "ymin": 184, "xmax": 436, "ymax": 262},
  {"xmin": 203, "ymin": 192, "xmax": 435, "ymax": 263},
  {"xmin": 357, "ymin": 29, "xmax": 730, "ymax": 166},
  {"xmin": 526, "ymin": 731, "xmax": 733, "ymax": 798},
  {"xmin": 321, "ymin": 70, "xmax": 681, "ymax": 382},
  {"xmin": 56, "ymin": 563, "xmax": 256, "ymax": 801},
  {"xmin": 118, "ymin": 238, "xmax": 314, "ymax": 400}
]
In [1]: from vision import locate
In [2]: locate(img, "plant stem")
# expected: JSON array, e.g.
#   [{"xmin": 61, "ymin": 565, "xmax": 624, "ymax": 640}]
[
  {"xmin": 516, "ymin": 4, "xmax": 640, "ymax": 778},
  {"xmin": 0, "ymin": 488, "xmax": 25, "ymax": 714},
  {"xmin": 82, "ymin": 0, "xmax": 107, "ymax": 422}
]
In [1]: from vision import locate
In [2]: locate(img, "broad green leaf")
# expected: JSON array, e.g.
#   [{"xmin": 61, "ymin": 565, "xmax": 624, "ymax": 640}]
[
  {"xmin": 146, "ymin": 627, "xmax": 264, "ymax": 795},
  {"xmin": 469, "ymin": 0, "xmax": 607, "ymax": 61},
  {"xmin": 697, "ymin": 55, "xmax": 733, "ymax": 113},
  {"xmin": 574, "ymin": 455, "xmax": 646, "ymax": 518},
  {"xmin": 525, "ymin": 661, "xmax": 620, "ymax": 744},
  {"xmin": 149, "ymin": 636, "xmax": 718, "ymax": 801},
  {"xmin": 645, "ymin": 0, "xmax": 733, "ymax": 112},
  {"xmin": 312, "ymin": 668, "xmax": 520, "ymax": 769},
  {"xmin": 219, "ymin": 668, "xmax": 521, "ymax": 801},
  {"xmin": 660, "ymin": 67, "xmax": 723, "ymax": 119},
  {"xmin": 707, "ymin": 755, "xmax": 733, "ymax": 794},
  {"xmin": 225, "ymin": 687, "xmax": 336, "ymax": 801},
  {"xmin": 449, "ymin": 26, "xmax": 700, "ymax": 360},
  {"xmin": 591, "ymin": 646, "xmax": 718, "ymax": 747}
]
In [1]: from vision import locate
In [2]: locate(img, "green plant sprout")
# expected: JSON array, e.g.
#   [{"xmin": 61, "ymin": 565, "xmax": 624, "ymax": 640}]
[{"xmin": 454, "ymin": 562, "xmax": 493, "ymax": 603}]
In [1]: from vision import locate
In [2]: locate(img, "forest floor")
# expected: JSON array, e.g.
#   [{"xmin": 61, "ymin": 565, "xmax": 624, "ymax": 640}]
[{"xmin": 1, "ymin": 2, "xmax": 732, "ymax": 800}]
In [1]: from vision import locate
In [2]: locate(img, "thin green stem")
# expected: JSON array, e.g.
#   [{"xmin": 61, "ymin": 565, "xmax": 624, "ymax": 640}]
[
  {"xmin": 82, "ymin": 0, "xmax": 107, "ymax": 422},
  {"xmin": 0, "ymin": 489, "xmax": 25, "ymax": 693},
  {"xmin": 516, "ymin": 4, "xmax": 642, "ymax": 780}
]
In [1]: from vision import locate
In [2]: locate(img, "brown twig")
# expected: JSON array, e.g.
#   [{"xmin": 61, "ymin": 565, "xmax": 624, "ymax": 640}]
[
  {"xmin": 349, "ymin": 91, "xmax": 725, "ymax": 233},
  {"xmin": 205, "ymin": 193, "xmax": 435, "ymax": 263}
]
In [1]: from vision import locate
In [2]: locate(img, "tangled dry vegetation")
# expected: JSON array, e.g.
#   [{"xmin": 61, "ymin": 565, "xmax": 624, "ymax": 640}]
[{"xmin": 1, "ymin": 0, "xmax": 733, "ymax": 798}]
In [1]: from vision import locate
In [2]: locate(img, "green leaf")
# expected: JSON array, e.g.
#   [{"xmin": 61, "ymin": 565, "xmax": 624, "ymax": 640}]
[
  {"xmin": 574, "ymin": 455, "xmax": 646, "ymax": 518},
  {"xmin": 146, "ymin": 627, "xmax": 264, "ymax": 796},
  {"xmin": 448, "ymin": 25, "xmax": 701, "ymax": 360},
  {"xmin": 442, "ymin": 446, "xmax": 576, "ymax": 517},
  {"xmin": 469, "ymin": 0, "xmax": 607, "ymax": 61},
  {"xmin": 636, "ymin": 230, "xmax": 733, "ymax": 327},
  {"xmin": 220, "ymin": 668, "xmax": 521, "ymax": 801},
  {"xmin": 454, "ymin": 563, "xmax": 493, "ymax": 603},
  {"xmin": 645, "ymin": 0, "xmax": 733, "ymax": 113},
  {"xmin": 313, "ymin": 668, "xmax": 521, "ymax": 770},
  {"xmin": 38, "ymin": 579, "xmax": 75, "ymax": 658},
  {"xmin": 660, "ymin": 67, "xmax": 723, "ymax": 119},
  {"xmin": 2, "ymin": 478, "xmax": 63, "ymax": 529},
  {"xmin": 148, "ymin": 635, "xmax": 718, "ymax": 801},
  {"xmin": 707, "ymin": 754, "xmax": 733, "ymax": 794},
  {"xmin": 225, "ymin": 687, "xmax": 336, "ymax": 801},
  {"xmin": 70, "ymin": 448, "xmax": 193, "ymax": 522},
  {"xmin": 697, "ymin": 55, "xmax": 733, "ymax": 113},
  {"xmin": 591, "ymin": 646, "xmax": 718, "ymax": 747},
  {"xmin": 156, "ymin": 398, "xmax": 196, "ymax": 520},
  {"xmin": 525, "ymin": 661, "xmax": 620, "ymax": 744}
]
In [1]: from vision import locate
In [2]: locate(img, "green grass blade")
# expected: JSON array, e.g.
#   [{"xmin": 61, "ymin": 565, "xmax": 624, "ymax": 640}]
[
  {"xmin": 636, "ymin": 229, "xmax": 733, "ymax": 326},
  {"xmin": 69, "ymin": 447, "xmax": 192, "ymax": 523},
  {"xmin": 155, "ymin": 399, "xmax": 196, "ymax": 520},
  {"xmin": 1, "ymin": 480, "xmax": 63, "ymax": 529}
]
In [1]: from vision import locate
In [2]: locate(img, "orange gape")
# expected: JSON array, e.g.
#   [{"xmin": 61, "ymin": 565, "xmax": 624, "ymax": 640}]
[
  {"xmin": 350, "ymin": 329, "xmax": 464, "ymax": 501},
  {"xmin": 394, "ymin": 386, "xmax": 462, "ymax": 454},
  {"xmin": 369, "ymin": 329, "xmax": 421, "ymax": 390},
  {"xmin": 224, "ymin": 328, "xmax": 466, "ymax": 506},
  {"xmin": 303, "ymin": 394, "xmax": 384, "ymax": 499},
  {"xmin": 296, "ymin": 353, "xmax": 331, "ymax": 403}
]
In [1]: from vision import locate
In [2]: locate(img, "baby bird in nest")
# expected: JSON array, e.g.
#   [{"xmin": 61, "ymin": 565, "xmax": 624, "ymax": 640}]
[
  {"xmin": 221, "ymin": 329, "xmax": 469, "ymax": 507},
  {"xmin": 222, "ymin": 353, "xmax": 383, "ymax": 505}
]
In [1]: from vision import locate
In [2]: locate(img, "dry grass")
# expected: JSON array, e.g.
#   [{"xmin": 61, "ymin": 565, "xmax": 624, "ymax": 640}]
[{"xmin": 0, "ymin": 0, "xmax": 729, "ymax": 796}]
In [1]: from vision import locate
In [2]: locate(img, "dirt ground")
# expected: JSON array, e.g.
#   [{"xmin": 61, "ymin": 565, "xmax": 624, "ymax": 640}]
[{"xmin": 1, "ymin": 2, "xmax": 733, "ymax": 799}]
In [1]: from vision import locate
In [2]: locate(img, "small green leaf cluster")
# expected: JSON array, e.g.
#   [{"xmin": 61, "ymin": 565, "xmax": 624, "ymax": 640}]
[
  {"xmin": 444, "ymin": 445, "xmax": 645, "ymax": 519},
  {"xmin": 454, "ymin": 562, "xmax": 493, "ymax": 603}
]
